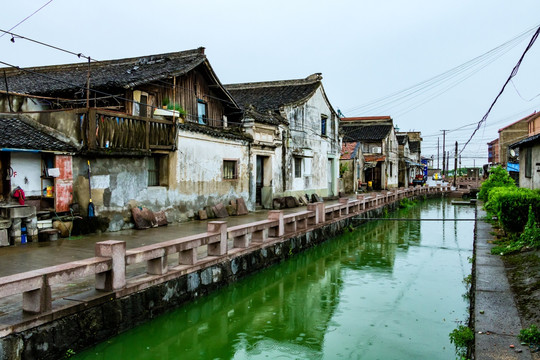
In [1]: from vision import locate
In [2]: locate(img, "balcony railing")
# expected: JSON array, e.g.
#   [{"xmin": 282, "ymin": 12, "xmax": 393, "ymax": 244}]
[{"xmin": 81, "ymin": 109, "xmax": 176, "ymax": 152}]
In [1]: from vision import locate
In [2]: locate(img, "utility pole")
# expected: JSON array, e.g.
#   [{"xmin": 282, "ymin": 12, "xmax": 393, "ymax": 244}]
[
  {"xmin": 453, "ymin": 141, "xmax": 458, "ymax": 188},
  {"xmin": 437, "ymin": 137, "xmax": 440, "ymax": 170},
  {"xmin": 441, "ymin": 130, "xmax": 448, "ymax": 176},
  {"xmin": 446, "ymin": 151, "xmax": 450, "ymax": 181}
]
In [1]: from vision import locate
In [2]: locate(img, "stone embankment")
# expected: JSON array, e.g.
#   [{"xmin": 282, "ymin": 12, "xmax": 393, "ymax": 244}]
[{"xmin": 0, "ymin": 185, "xmax": 449, "ymax": 360}]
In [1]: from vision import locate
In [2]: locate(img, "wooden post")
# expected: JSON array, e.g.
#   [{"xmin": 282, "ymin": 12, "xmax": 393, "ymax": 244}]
[{"xmin": 88, "ymin": 108, "xmax": 97, "ymax": 149}]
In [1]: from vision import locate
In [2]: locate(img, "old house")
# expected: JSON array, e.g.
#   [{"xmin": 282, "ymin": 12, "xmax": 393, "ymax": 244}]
[
  {"xmin": 340, "ymin": 141, "xmax": 364, "ymax": 193},
  {"xmin": 225, "ymin": 74, "xmax": 341, "ymax": 207},
  {"xmin": 0, "ymin": 114, "xmax": 80, "ymax": 211},
  {"xmin": 509, "ymin": 112, "xmax": 540, "ymax": 190},
  {"xmin": 498, "ymin": 115, "xmax": 530, "ymax": 170},
  {"xmin": 487, "ymin": 138, "xmax": 500, "ymax": 165},
  {"xmin": 340, "ymin": 116, "xmax": 399, "ymax": 190},
  {"xmin": 0, "ymin": 48, "xmax": 251, "ymax": 231},
  {"xmin": 396, "ymin": 133, "xmax": 411, "ymax": 187}
]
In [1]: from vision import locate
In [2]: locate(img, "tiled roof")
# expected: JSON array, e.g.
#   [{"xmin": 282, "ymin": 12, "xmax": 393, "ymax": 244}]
[
  {"xmin": 409, "ymin": 140, "xmax": 420, "ymax": 153},
  {"xmin": 341, "ymin": 116, "xmax": 392, "ymax": 122},
  {"xmin": 243, "ymin": 106, "xmax": 288, "ymax": 126},
  {"xmin": 0, "ymin": 115, "xmax": 79, "ymax": 152},
  {"xmin": 364, "ymin": 155, "xmax": 385, "ymax": 162},
  {"xmin": 225, "ymin": 74, "xmax": 322, "ymax": 112},
  {"xmin": 510, "ymin": 133, "xmax": 540, "ymax": 149},
  {"xmin": 0, "ymin": 48, "xmax": 207, "ymax": 95},
  {"xmin": 341, "ymin": 124, "xmax": 393, "ymax": 142},
  {"xmin": 341, "ymin": 142, "xmax": 360, "ymax": 160}
]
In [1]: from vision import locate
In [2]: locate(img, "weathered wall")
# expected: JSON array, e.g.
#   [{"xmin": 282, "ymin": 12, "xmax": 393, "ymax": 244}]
[
  {"xmin": 72, "ymin": 129, "xmax": 251, "ymax": 231},
  {"xmin": 283, "ymin": 87, "xmax": 340, "ymax": 198},
  {"xmin": 383, "ymin": 127, "xmax": 399, "ymax": 189},
  {"xmin": 174, "ymin": 129, "xmax": 252, "ymax": 215},
  {"xmin": 499, "ymin": 120, "xmax": 529, "ymax": 167}
]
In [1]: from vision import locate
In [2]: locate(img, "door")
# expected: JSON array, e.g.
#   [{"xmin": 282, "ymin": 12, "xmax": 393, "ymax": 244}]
[
  {"xmin": 327, "ymin": 158, "xmax": 334, "ymax": 196},
  {"xmin": 256, "ymin": 156, "xmax": 263, "ymax": 205},
  {"xmin": 54, "ymin": 155, "xmax": 73, "ymax": 212}
]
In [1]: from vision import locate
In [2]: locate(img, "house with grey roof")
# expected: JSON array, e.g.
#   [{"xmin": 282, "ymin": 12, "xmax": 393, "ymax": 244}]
[
  {"xmin": 0, "ymin": 114, "xmax": 80, "ymax": 211},
  {"xmin": 226, "ymin": 74, "xmax": 341, "ymax": 207},
  {"xmin": 0, "ymin": 48, "xmax": 252, "ymax": 231},
  {"xmin": 340, "ymin": 116, "xmax": 398, "ymax": 190}
]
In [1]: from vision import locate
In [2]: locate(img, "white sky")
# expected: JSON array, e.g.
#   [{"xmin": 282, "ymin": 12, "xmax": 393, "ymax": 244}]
[{"xmin": 1, "ymin": 0, "xmax": 540, "ymax": 167}]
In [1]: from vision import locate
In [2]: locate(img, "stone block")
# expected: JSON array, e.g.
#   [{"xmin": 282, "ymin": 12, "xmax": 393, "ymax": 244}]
[
  {"xmin": 154, "ymin": 211, "xmax": 168, "ymax": 226},
  {"xmin": 0, "ymin": 218, "xmax": 11, "ymax": 229},
  {"xmin": 205, "ymin": 206, "xmax": 215, "ymax": 219},
  {"xmin": 212, "ymin": 203, "xmax": 229, "ymax": 218},
  {"xmin": 0, "ymin": 205, "xmax": 36, "ymax": 219},
  {"xmin": 226, "ymin": 205, "xmax": 236, "ymax": 216},
  {"xmin": 285, "ymin": 196, "xmax": 297, "ymax": 208},
  {"xmin": 198, "ymin": 209, "xmax": 207, "ymax": 220},
  {"xmin": 131, "ymin": 207, "xmax": 156, "ymax": 229},
  {"xmin": 236, "ymin": 198, "xmax": 248, "ymax": 215},
  {"xmin": 0, "ymin": 229, "xmax": 8, "ymax": 246}
]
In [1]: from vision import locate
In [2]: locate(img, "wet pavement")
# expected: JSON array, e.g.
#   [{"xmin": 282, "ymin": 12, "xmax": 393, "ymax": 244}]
[{"xmin": 474, "ymin": 207, "xmax": 531, "ymax": 360}]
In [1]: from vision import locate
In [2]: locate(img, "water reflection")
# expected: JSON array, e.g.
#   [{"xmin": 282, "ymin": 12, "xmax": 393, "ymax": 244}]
[{"xmin": 76, "ymin": 199, "xmax": 473, "ymax": 360}]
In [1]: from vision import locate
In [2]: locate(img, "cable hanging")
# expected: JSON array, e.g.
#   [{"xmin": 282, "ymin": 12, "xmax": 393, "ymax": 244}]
[{"xmin": 460, "ymin": 25, "xmax": 540, "ymax": 154}]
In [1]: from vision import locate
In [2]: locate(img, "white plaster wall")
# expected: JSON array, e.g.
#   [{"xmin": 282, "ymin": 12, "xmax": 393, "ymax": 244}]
[
  {"xmin": 283, "ymin": 87, "xmax": 340, "ymax": 196},
  {"xmin": 10, "ymin": 152, "xmax": 43, "ymax": 197},
  {"xmin": 520, "ymin": 144, "xmax": 540, "ymax": 190}
]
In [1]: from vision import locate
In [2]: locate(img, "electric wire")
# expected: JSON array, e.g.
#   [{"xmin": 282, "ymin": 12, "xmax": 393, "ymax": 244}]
[
  {"xmin": 460, "ymin": 25, "xmax": 540, "ymax": 154},
  {"xmin": 0, "ymin": 1, "xmax": 54, "ymax": 39}
]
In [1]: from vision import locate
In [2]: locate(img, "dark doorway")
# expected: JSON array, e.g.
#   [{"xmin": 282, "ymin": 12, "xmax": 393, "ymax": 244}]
[
  {"xmin": 0, "ymin": 152, "xmax": 10, "ymax": 200},
  {"xmin": 256, "ymin": 156, "xmax": 264, "ymax": 205}
]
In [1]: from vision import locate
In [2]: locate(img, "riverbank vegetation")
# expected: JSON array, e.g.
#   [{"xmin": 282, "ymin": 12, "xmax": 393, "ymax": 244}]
[{"xmin": 478, "ymin": 166, "xmax": 540, "ymax": 255}]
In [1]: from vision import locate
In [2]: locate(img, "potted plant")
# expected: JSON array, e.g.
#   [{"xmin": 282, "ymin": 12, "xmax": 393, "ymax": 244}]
[{"xmin": 162, "ymin": 97, "xmax": 170, "ymax": 109}]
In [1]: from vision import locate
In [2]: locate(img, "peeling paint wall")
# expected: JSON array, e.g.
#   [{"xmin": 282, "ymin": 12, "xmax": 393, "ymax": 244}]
[
  {"xmin": 282, "ymin": 87, "xmax": 340, "ymax": 198},
  {"xmin": 9, "ymin": 152, "xmax": 42, "ymax": 197},
  {"xmin": 72, "ymin": 129, "xmax": 251, "ymax": 231}
]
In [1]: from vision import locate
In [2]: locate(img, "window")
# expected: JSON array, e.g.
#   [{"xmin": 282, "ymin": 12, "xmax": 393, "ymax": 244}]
[
  {"xmin": 148, "ymin": 154, "xmax": 169, "ymax": 186},
  {"xmin": 321, "ymin": 115, "xmax": 327, "ymax": 136},
  {"xmin": 197, "ymin": 99, "xmax": 207, "ymax": 125},
  {"xmin": 525, "ymin": 147, "xmax": 532, "ymax": 178},
  {"xmin": 294, "ymin": 157, "xmax": 302, "ymax": 178},
  {"xmin": 148, "ymin": 156, "xmax": 159, "ymax": 186},
  {"xmin": 223, "ymin": 160, "xmax": 238, "ymax": 180}
]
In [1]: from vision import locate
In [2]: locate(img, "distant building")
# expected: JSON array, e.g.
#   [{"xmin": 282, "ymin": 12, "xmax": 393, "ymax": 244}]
[
  {"xmin": 509, "ymin": 112, "xmax": 540, "ymax": 190},
  {"xmin": 340, "ymin": 116, "xmax": 399, "ymax": 190}
]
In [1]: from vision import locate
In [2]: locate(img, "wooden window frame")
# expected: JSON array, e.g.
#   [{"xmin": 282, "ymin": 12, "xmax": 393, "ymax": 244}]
[
  {"xmin": 321, "ymin": 115, "xmax": 327, "ymax": 136},
  {"xmin": 223, "ymin": 159, "xmax": 238, "ymax": 180},
  {"xmin": 294, "ymin": 157, "xmax": 302, "ymax": 178},
  {"xmin": 197, "ymin": 99, "xmax": 208, "ymax": 125}
]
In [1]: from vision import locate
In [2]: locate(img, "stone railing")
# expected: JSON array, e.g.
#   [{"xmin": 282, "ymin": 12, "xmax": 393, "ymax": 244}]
[{"xmin": 0, "ymin": 185, "xmax": 449, "ymax": 315}]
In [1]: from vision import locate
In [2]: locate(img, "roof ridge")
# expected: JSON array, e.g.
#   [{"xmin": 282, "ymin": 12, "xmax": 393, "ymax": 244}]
[
  {"xmin": 225, "ymin": 73, "xmax": 322, "ymax": 90},
  {"xmin": 0, "ymin": 48, "xmax": 206, "ymax": 74}
]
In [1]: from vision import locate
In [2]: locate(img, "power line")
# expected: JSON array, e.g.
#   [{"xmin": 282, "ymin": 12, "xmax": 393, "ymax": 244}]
[
  {"xmin": 0, "ymin": 0, "xmax": 54, "ymax": 39},
  {"xmin": 342, "ymin": 23, "xmax": 539, "ymax": 116},
  {"xmin": 460, "ymin": 25, "xmax": 540, "ymax": 154}
]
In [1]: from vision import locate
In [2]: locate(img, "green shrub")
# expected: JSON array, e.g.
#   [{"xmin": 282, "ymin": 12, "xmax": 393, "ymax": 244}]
[
  {"xmin": 518, "ymin": 324, "xmax": 540, "ymax": 345},
  {"xmin": 478, "ymin": 165, "xmax": 516, "ymax": 202},
  {"xmin": 488, "ymin": 188, "xmax": 540, "ymax": 233}
]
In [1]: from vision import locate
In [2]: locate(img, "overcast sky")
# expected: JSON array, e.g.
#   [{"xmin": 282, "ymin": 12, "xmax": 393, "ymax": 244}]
[{"xmin": 1, "ymin": 0, "xmax": 540, "ymax": 167}]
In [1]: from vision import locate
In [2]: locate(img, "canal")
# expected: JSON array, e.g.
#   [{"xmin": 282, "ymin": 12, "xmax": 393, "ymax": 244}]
[{"xmin": 75, "ymin": 198, "xmax": 474, "ymax": 360}]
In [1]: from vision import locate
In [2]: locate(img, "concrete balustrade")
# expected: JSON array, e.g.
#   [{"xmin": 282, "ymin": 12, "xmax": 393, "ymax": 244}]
[{"xmin": 0, "ymin": 186, "xmax": 450, "ymax": 315}]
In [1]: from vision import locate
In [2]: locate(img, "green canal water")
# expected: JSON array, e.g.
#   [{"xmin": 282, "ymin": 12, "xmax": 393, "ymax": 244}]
[{"xmin": 75, "ymin": 199, "xmax": 474, "ymax": 360}]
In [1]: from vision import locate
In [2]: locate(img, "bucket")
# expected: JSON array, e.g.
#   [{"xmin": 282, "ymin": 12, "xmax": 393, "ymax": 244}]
[
  {"xmin": 46, "ymin": 186, "xmax": 53, "ymax": 197},
  {"xmin": 21, "ymin": 234, "xmax": 27, "ymax": 244}
]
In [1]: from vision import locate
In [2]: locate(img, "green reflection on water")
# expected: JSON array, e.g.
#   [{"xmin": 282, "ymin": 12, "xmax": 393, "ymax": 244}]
[{"xmin": 75, "ymin": 199, "xmax": 473, "ymax": 360}]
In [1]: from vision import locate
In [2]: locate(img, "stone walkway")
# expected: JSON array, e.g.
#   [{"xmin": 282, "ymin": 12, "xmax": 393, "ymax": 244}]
[{"xmin": 474, "ymin": 207, "xmax": 531, "ymax": 359}]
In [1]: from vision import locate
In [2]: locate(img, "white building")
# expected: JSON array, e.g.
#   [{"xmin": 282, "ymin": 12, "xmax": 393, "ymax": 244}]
[{"xmin": 226, "ymin": 74, "xmax": 341, "ymax": 208}]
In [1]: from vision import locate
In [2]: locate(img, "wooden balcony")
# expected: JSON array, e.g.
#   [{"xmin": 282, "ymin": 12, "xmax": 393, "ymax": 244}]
[{"xmin": 81, "ymin": 109, "xmax": 176, "ymax": 154}]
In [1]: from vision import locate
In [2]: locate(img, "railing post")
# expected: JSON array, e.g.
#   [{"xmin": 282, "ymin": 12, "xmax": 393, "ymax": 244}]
[
  {"xmin": 145, "ymin": 118, "xmax": 150, "ymax": 150},
  {"xmin": 339, "ymin": 198, "xmax": 349, "ymax": 215},
  {"xmin": 268, "ymin": 210, "xmax": 284, "ymax": 237},
  {"xmin": 207, "ymin": 221, "xmax": 227, "ymax": 256},
  {"xmin": 95, "ymin": 240, "xmax": 126, "ymax": 291},
  {"xmin": 307, "ymin": 203, "xmax": 319, "ymax": 225},
  {"xmin": 356, "ymin": 195, "xmax": 365, "ymax": 210},
  {"xmin": 22, "ymin": 276, "xmax": 51, "ymax": 314},
  {"xmin": 316, "ymin": 202, "xmax": 325, "ymax": 223}
]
